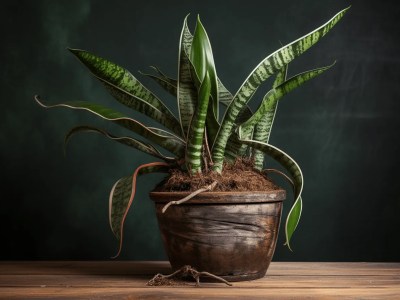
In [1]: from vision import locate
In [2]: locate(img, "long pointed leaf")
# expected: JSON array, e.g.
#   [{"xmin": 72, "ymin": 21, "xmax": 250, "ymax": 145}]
[
  {"xmin": 212, "ymin": 7, "xmax": 349, "ymax": 172},
  {"xmin": 109, "ymin": 162, "xmax": 171, "ymax": 258},
  {"xmin": 69, "ymin": 49, "xmax": 181, "ymax": 135},
  {"xmin": 190, "ymin": 16, "xmax": 219, "ymax": 121},
  {"xmin": 35, "ymin": 96, "xmax": 185, "ymax": 157},
  {"xmin": 65, "ymin": 125, "xmax": 176, "ymax": 162},
  {"xmin": 177, "ymin": 15, "xmax": 197, "ymax": 137},
  {"xmin": 235, "ymin": 134, "xmax": 303, "ymax": 250}
]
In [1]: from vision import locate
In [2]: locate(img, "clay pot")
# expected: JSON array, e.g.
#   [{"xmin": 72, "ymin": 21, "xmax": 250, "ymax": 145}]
[{"xmin": 149, "ymin": 190, "xmax": 285, "ymax": 281}]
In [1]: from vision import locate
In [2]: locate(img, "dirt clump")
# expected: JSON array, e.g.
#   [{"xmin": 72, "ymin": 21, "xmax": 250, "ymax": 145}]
[{"xmin": 154, "ymin": 158, "xmax": 280, "ymax": 192}]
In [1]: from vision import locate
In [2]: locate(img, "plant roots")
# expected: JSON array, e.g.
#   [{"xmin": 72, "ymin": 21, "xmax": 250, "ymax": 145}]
[
  {"xmin": 147, "ymin": 265, "xmax": 232, "ymax": 287},
  {"xmin": 161, "ymin": 181, "xmax": 217, "ymax": 213}
]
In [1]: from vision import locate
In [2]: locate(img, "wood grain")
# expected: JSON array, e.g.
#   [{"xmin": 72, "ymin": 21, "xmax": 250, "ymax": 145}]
[{"xmin": 0, "ymin": 262, "xmax": 399, "ymax": 299}]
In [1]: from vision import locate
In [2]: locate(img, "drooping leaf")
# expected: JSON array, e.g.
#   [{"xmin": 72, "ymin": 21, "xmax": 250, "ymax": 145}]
[
  {"xmin": 185, "ymin": 72, "xmax": 211, "ymax": 172},
  {"xmin": 109, "ymin": 162, "xmax": 171, "ymax": 258},
  {"xmin": 212, "ymin": 7, "xmax": 349, "ymax": 172},
  {"xmin": 35, "ymin": 96, "xmax": 185, "ymax": 157},
  {"xmin": 234, "ymin": 134, "xmax": 303, "ymax": 250},
  {"xmin": 69, "ymin": 49, "xmax": 181, "ymax": 135},
  {"xmin": 65, "ymin": 125, "xmax": 177, "ymax": 163}
]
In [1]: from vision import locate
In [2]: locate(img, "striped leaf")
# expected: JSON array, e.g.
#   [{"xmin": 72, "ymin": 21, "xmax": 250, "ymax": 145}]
[
  {"xmin": 225, "ymin": 128, "xmax": 253, "ymax": 161},
  {"xmin": 140, "ymin": 67, "xmax": 178, "ymax": 97},
  {"xmin": 69, "ymin": 49, "xmax": 181, "ymax": 135},
  {"xmin": 109, "ymin": 162, "xmax": 171, "ymax": 258},
  {"xmin": 253, "ymin": 65, "xmax": 288, "ymax": 169},
  {"xmin": 177, "ymin": 15, "xmax": 197, "ymax": 137},
  {"xmin": 65, "ymin": 125, "xmax": 176, "ymax": 163},
  {"xmin": 235, "ymin": 135, "xmax": 303, "ymax": 250},
  {"xmin": 240, "ymin": 63, "xmax": 334, "ymax": 133},
  {"xmin": 142, "ymin": 66, "xmax": 237, "ymax": 113},
  {"xmin": 35, "ymin": 96, "xmax": 185, "ymax": 157},
  {"xmin": 184, "ymin": 49, "xmax": 220, "ymax": 145},
  {"xmin": 221, "ymin": 80, "xmax": 254, "ymax": 161},
  {"xmin": 185, "ymin": 72, "xmax": 211, "ymax": 173},
  {"xmin": 212, "ymin": 7, "xmax": 349, "ymax": 172}
]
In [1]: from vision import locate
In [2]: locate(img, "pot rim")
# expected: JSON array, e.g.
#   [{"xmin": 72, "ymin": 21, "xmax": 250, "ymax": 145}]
[{"xmin": 149, "ymin": 189, "xmax": 285, "ymax": 204}]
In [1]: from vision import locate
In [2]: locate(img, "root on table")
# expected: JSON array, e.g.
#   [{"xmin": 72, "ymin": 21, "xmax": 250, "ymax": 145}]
[{"xmin": 147, "ymin": 265, "xmax": 233, "ymax": 287}]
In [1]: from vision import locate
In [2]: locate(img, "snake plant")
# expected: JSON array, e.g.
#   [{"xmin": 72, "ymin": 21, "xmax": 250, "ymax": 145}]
[{"xmin": 35, "ymin": 7, "xmax": 349, "ymax": 256}]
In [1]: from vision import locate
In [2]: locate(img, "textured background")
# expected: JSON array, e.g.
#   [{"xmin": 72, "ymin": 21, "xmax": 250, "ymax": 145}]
[{"xmin": 1, "ymin": 0, "xmax": 399, "ymax": 261}]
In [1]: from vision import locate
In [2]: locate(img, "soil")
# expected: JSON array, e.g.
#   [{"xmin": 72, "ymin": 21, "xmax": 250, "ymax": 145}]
[{"xmin": 154, "ymin": 158, "xmax": 280, "ymax": 192}]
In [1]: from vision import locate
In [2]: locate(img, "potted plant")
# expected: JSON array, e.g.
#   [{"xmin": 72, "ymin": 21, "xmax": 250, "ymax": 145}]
[{"xmin": 35, "ymin": 7, "xmax": 349, "ymax": 282}]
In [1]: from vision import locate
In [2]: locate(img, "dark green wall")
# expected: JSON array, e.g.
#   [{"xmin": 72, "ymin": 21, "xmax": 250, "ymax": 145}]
[{"xmin": 1, "ymin": 0, "xmax": 399, "ymax": 261}]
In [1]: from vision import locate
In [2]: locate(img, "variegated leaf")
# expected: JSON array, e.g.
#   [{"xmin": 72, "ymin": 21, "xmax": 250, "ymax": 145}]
[
  {"xmin": 69, "ymin": 49, "xmax": 181, "ymax": 135},
  {"xmin": 212, "ymin": 7, "xmax": 349, "ymax": 172},
  {"xmin": 139, "ymin": 70, "xmax": 177, "ymax": 97},
  {"xmin": 252, "ymin": 65, "xmax": 288, "ymax": 169},
  {"xmin": 109, "ymin": 162, "xmax": 171, "ymax": 258},
  {"xmin": 177, "ymin": 15, "xmax": 197, "ymax": 137},
  {"xmin": 65, "ymin": 125, "xmax": 176, "ymax": 162},
  {"xmin": 185, "ymin": 72, "xmax": 211, "ymax": 172},
  {"xmin": 239, "ymin": 63, "xmax": 334, "ymax": 132},
  {"xmin": 35, "ymin": 96, "xmax": 185, "ymax": 157},
  {"xmin": 235, "ymin": 134, "xmax": 303, "ymax": 250}
]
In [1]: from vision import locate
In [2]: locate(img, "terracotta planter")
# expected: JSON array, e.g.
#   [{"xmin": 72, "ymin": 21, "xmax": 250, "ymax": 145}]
[{"xmin": 150, "ymin": 190, "xmax": 285, "ymax": 281}]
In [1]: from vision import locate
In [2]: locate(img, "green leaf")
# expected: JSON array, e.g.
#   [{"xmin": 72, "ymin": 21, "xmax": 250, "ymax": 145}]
[
  {"xmin": 69, "ymin": 48, "xmax": 181, "ymax": 135},
  {"xmin": 65, "ymin": 125, "xmax": 177, "ymax": 163},
  {"xmin": 35, "ymin": 96, "xmax": 185, "ymax": 157},
  {"xmin": 139, "ymin": 69, "xmax": 177, "ymax": 97},
  {"xmin": 240, "ymin": 63, "xmax": 334, "ymax": 132},
  {"xmin": 212, "ymin": 7, "xmax": 349, "ymax": 172},
  {"xmin": 177, "ymin": 15, "xmax": 197, "ymax": 137},
  {"xmin": 184, "ymin": 49, "xmax": 220, "ymax": 145},
  {"xmin": 247, "ymin": 64, "xmax": 333, "ymax": 170},
  {"xmin": 190, "ymin": 16, "xmax": 218, "ymax": 121},
  {"xmin": 185, "ymin": 72, "xmax": 211, "ymax": 172},
  {"xmin": 252, "ymin": 65, "xmax": 288, "ymax": 169},
  {"xmin": 235, "ymin": 135, "xmax": 303, "ymax": 250},
  {"xmin": 109, "ymin": 162, "xmax": 171, "ymax": 258}
]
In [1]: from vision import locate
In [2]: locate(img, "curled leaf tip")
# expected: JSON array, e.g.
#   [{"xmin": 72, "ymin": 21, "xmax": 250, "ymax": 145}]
[{"xmin": 34, "ymin": 95, "xmax": 47, "ymax": 108}]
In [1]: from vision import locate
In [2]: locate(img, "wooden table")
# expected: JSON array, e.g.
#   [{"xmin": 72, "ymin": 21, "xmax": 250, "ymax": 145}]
[{"xmin": 0, "ymin": 261, "xmax": 399, "ymax": 299}]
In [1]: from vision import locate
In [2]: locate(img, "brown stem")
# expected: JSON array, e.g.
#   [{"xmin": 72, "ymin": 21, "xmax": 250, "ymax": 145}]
[{"xmin": 162, "ymin": 181, "xmax": 217, "ymax": 213}]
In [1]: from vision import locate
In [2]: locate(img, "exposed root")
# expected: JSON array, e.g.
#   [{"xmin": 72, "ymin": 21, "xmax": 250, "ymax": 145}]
[
  {"xmin": 162, "ymin": 181, "xmax": 217, "ymax": 213},
  {"xmin": 147, "ymin": 265, "xmax": 232, "ymax": 287}
]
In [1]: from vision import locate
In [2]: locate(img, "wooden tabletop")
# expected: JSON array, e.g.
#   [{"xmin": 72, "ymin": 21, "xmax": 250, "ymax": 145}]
[{"xmin": 0, "ymin": 261, "xmax": 399, "ymax": 299}]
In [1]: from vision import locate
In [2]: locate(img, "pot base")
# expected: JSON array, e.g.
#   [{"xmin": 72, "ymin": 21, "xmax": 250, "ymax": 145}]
[{"xmin": 150, "ymin": 191, "xmax": 285, "ymax": 282}]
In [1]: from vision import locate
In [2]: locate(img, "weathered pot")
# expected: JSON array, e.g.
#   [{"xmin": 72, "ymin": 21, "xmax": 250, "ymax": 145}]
[{"xmin": 150, "ymin": 190, "xmax": 285, "ymax": 281}]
